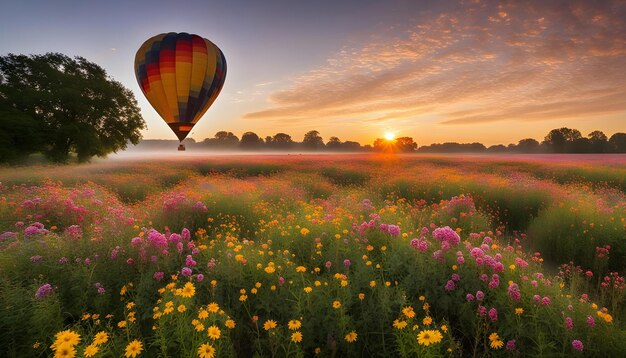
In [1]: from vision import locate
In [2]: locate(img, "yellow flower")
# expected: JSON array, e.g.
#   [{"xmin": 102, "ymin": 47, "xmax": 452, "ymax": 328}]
[
  {"xmin": 53, "ymin": 343, "xmax": 76, "ymax": 358},
  {"xmin": 291, "ymin": 331, "xmax": 303, "ymax": 343},
  {"xmin": 489, "ymin": 332, "xmax": 499, "ymax": 342},
  {"xmin": 419, "ymin": 296, "xmax": 426, "ymax": 301},
  {"xmin": 83, "ymin": 344, "xmax": 99, "ymax": 357},
  {"xmin": 345, "ymin": 331, "xmax": 358, "ymax": 343},
  {"xmin": 490, "ymin": 340, "xmax": 504, "ymax": 349},
  {"xmin": 402, "ymin": 306, "xmax": 415, "ymax": 319},
  {"xmin": 207, "ymin": 325, "xmax": 221, "ymax": 340},
  {"xmin": 239, "ymin": 294, "xmax": 248, "ymax": 302},
  {"xmin": 393, "ymin": 319, "xmax": 408, "ymax": 330},
  {"xmin": 304, "ymin": 287, "xmax": 313, "ymax": 293},
  {"xmin": 207, "ymin": 303, "xmax": 219, "ymax": 313},
  {"xmin": 441, "ymin": 325, "xmax": 448, "ymax": 333},
  {"xmin": 288, "ymin": 320, "xmax": 302, "ymax": 330},
  {"xmin": 225, "ymin": 319, "xmax": 236, "ymax": 329},
  {"xmin": 296, "ymin": 266, "xmax": 306, "ymax": 273},
  {"xmin": 301, "ymin": 228, "xmax": 310, "ymax": 235},
  {"xmin": 195, "ymin": 324, "xmax": 205, "ymax": 332},
  {"xmin": 515, "ymin": 308, "xmax": 524, "ymax": 315},
  {"xmin": 93, "ymin": 331, "xmax": 108, "ymax": 345},
  {"xmin": 126, "ymin": 302, "xmax": 136, "ymax": 309},
  {"xmin": 358, "ymin": 293, "xmax": 365, "ymax": 300},
  {"xmin": 333, "ymin": 300, "xmax": 342, "ymax": 309},
  {"xmin": 198, "ymin": 310, "xmax": 209, "ymax": 320},
  {"xmin": 124, "ymin": 340, "xmax": 142, "ymax": 358},
  {"xmin": 180, "ymin": 282, "xmax": 196, "ymax": 298},
  {"xmin": 263, "ymin": 320, "xmax": 277, "ymax": 331},
  {"xmin": 417, "ymin": 330, "xmax": 443, "ymax": 346},
  {"xmin": 178, "ymin": 304, "xmax": 187, "ymax": 313},
  {"xmin": 198, "ymin": 343, "xmax": 216, "ymax": 358},
  {"xmin": 423, "ymin": 316, "xmax": 432, "ymax": 326},
  {"xmin": 264, "ymin": 266, "xmax": 276, "ymax": 274},
  {"xmin": 118, "ymin": 320, "xmax": 127, "ymax": 328},
  {"xmin": 509, "ymin": 264, "xmax": 516, "ymax": 270},
  {"xmin": 53, "ymin": 330, "xmax": 81, "ymax": 349},
  {"xmin": 422, "ymin": 303, "xmax": 430, "ymax": 311},
  {"xmin": 369, "ymin": 281, "xmax": 376, "ymax": 288}
]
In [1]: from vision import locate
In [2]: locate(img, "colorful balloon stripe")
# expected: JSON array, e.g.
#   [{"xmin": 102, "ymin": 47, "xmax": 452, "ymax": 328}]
[{"xmin": 134, "ymin": 32, "xmax": 226, "ymax": 141}]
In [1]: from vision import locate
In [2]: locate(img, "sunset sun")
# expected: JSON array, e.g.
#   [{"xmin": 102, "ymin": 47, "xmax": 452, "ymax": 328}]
[{"xmin": 384, "ymin": 132, "xmax": 395, "ymax": 141}]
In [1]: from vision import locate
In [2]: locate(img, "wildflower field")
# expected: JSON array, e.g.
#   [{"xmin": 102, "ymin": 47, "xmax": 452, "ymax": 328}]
[{"xmin": 1, "ymin": 154, "xmax": 626, "ymax": 357}]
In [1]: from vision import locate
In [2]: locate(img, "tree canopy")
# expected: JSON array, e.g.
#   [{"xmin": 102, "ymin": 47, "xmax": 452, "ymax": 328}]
[{"xmin": 0, "ymin": 53, "xmax": 145, "ymax": 163}]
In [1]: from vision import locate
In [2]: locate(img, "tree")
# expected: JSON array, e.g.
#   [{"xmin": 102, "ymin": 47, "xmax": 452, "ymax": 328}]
[
  {"xmin": 326, "ymin": 136, "xmax": 342, "ymax": 151},
  {"xmin": 0, "ymin": 103, "xmax": 43, "ymax": 162},
  {"xmin": 516, "ymin": 138, "xmax": 540, "ymax": 153},
  {"xmin": 394, "ymin": 137, "xmax": 417, "ymax": 152},
  {"xmin": 609, "ymin": 133, "xmax": 626, "ymax": 153},
  {"xmin": 302, "ymin": 130, "xmax": 324, "ymax": 150},
  {"xmin": 0, "ymin": 53, "xmax": 145, "ymax": 162},
  {"xmin": 240, "ymin": 132, "xmax": 261, "ymax": 149},
  {"xmin": 272, "ymin": 133, "xmax": 293, "ymax": 149},
  {"xmin": 588, "ymin": 130, "xmax": 609, "ymax": 153},
  {"xmin": 543, "ymin": 128, "xmax": 582, "ymax": 153}
]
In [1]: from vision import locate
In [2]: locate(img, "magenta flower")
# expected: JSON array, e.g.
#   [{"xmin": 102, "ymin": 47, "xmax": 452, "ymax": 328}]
[
  {"xmin": 572, "ymin": 340, "xmax": 583, "ymax": 351},
  {"xmin": 343, "ymin": 259, "xmax": 351, "ymax": 268},
  {"xmin": 541, "ymin": 296, "xmax": 551, "ymax": 305},
  {"xmin": 196, "ymin": 274, "xmax": 204, "ymax": 282},
  {"xmin": 565, "ymin": 317, "xmax": 573, "ymax": 330},
  {"xmin": 387, "ymin": 225, "xmax": 401, "ymax": 237},
  {"xmin": 488, "ymin": 307, "xmax": 498, "ymax": 321},
  {"xmin": 476, "ymin": 290, "xmax": 485, "ymax": 301},
  {"xmin": 506, "ymin": 340, "xmax": 516, "ymax": 351},
  {"xmin": 587, "ymin": 315, "xmax": 595, "ymax": 327},
  {"xmin": 445, "ymin": 280, "xmax": 455, "ymax": 291},
  {"xmin": 466, "ymin": 293, "xmax": 475, "ymax": 302},
  {"xmin": 153, "ymin": 271, "xmax": 164, "ymax": 281},
  {"xmin": 182, "ymin": 267, "xmax": 192, "ymax": 276}
]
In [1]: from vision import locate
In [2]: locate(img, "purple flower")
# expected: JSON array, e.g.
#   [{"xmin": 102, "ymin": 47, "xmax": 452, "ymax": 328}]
[
  {"xmin": 451, "ymin": 274, "xmax": 460, "ymax": 282},
  {"xmin": 182, "ymin": 267, "xmax": 192, "ymax": 276},
  {"xmin": 572, "ymin": 340, "xmax": 583, "ymax": 351},
  {"xmin": 95, "ymin": 283, "xmax": 105, "ymax": 295},
  {"xmin": 35, "ymin": 283, "xmax": 53, "ymax": 299},
  {"xmin": 131, "ymin": 237, "xmax": 143, "ymax": 247},
  {"xmin": 506, "ymin": 340, "xmax": 516, "ymax": 351},
  {"xmin": 445, "ymin": 280, "xmax": 455, "ymax": 291},
  {"xmin": 387, "ymin": 225, "xmax": 401, "ymax": 237}
]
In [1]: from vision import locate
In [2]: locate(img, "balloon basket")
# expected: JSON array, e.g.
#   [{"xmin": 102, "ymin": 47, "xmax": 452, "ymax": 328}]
[{"xmin": 178, "ymin": 144, "xmax": 186, "ymax": 151}]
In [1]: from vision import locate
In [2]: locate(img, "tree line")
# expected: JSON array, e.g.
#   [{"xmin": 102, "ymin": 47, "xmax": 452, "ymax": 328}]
[{"xmin": 135, "ymin": 127, "xmax": 626, "ymax": 154}]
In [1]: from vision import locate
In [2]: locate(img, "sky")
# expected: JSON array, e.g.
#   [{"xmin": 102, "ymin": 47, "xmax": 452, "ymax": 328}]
[{"xmin": 1, "ymin": 0, "xmax": 625, "ymax": 146}]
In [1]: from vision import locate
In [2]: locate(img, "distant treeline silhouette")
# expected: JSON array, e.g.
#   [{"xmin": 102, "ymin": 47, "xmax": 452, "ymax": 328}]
[{"xmin": 132, "ymin": 128, "xmax": 626, "ymax": 153}]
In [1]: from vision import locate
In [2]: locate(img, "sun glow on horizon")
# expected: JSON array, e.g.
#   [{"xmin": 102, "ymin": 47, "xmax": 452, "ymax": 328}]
[{"xmin": 384, "ymin": 132, "xmax": 395, "ymax": 141}]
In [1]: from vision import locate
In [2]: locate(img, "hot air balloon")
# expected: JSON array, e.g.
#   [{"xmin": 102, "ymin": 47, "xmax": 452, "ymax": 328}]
[{"xmin": 134, "ymin": 32, "xmax": 226, "ymax": 150}]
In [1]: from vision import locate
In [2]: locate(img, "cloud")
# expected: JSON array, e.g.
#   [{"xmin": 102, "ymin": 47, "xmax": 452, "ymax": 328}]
[{"xmin": 244, "ymin": 0, "xmax": 626, "ymax": 126}]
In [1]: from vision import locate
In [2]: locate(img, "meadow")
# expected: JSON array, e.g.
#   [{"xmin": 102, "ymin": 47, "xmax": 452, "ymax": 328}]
[{"xmin": 1, "ymin": 153, "xmax": 625, "ymax": 357}]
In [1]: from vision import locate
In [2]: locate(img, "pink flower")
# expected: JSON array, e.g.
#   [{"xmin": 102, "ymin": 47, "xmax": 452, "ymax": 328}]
[
  {"xmin": 325, "ymin": 261, "xmax": 332, "ymax": 268},
  {"xmin": 565, "ymin": 317, "xmax": 573, "ymax": 330},
  {"xmin": 35, "ymin": 283, "xmax": 53, "ymax": 299},
  {"xmin": 488, "ymin": 307, "xmax": 498, "ymax": 321},
  {"xmin": 445, "ymin": 280, "xmax": 455, "ymax": 291},
  {"xmin": 572, "ymin": 340, "xmax": 583, "ymax": 351},
  {"xmin": 541, "ymin": 296, "xmax": 551, "ymax": 305},
  {"xmin": 196, "ymin": 274, "xmax": 204, "ymax": 282},
  {"xmin": 466, "ymin": 293, "xmax": 475, "ymax": 302},
  {"xmin": 586, "ymin": 315, "xmax": 595, "ymax": 327},
  {"xmin": 476, "ymin": 290, "xmax": 485, "ymax": 301},
  {"xmin": 153, "ymin": 271, "xmax": 164, "ymax": 281},
  {"xmin": 343, "ymin": 259, "xmax": 351, "ymax": 268},
  {"xmin": 182, "ymin": 267, "xmax": 192, "ymax": 276},
  {"xmin": 506, "ymin": 340, "xmax": 516, "ymax": 351}
]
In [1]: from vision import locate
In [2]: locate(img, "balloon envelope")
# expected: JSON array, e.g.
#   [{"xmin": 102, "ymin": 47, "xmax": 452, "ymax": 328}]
[{"xmin": 134, "ymin": 32, "xmax": 226, "ymax": 141}]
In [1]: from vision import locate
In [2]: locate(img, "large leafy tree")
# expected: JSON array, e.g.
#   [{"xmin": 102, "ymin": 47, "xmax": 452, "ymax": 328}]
[{"xmin": 0, "ymin": 53, "xmax": 145, "ymax": 162}]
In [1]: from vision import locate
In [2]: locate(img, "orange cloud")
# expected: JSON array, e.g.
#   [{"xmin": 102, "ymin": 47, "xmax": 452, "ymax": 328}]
[{"xmin": 244, "ymin": 0, "xmax": 626, "ymax": 129}]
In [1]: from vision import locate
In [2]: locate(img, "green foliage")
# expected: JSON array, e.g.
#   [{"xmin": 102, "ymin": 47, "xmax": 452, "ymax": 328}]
[{"xmin": 0, "ymin": 53, "xmax": 145, "ymax": 163}]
